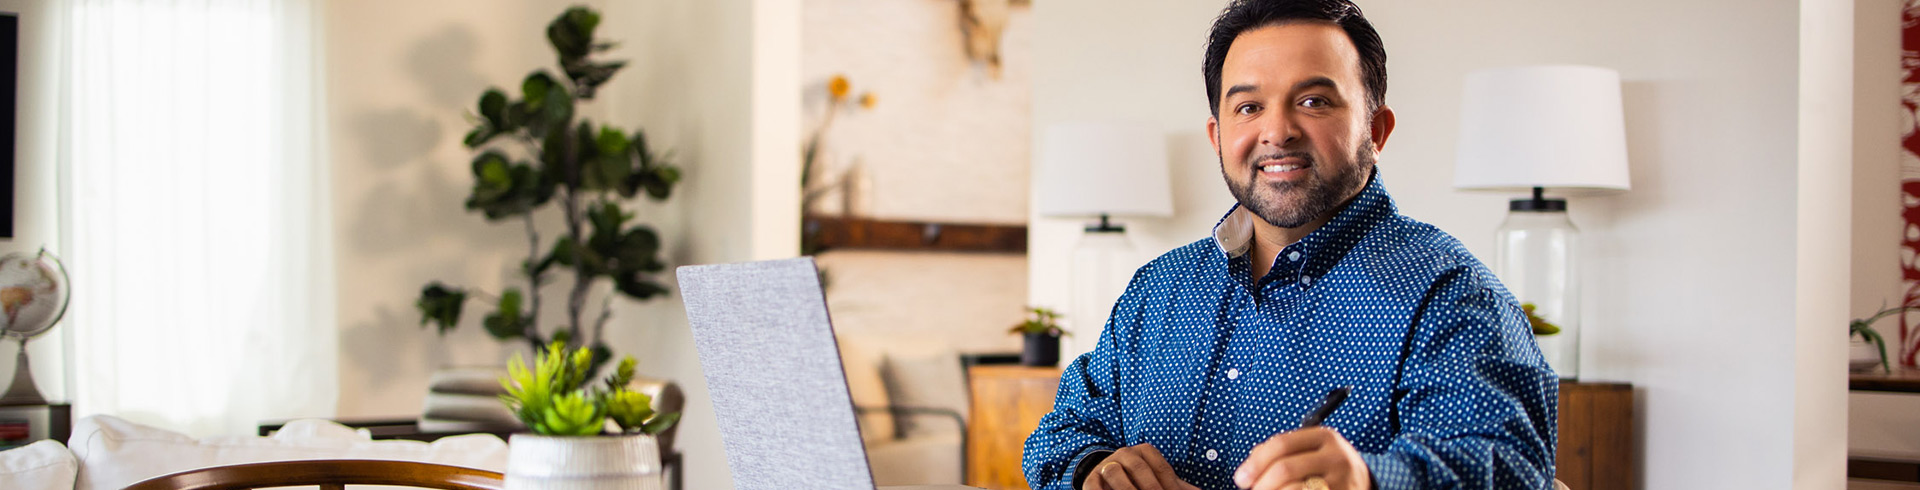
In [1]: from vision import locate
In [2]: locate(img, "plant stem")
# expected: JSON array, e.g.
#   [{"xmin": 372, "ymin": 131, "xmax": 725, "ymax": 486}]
[
  {"xmin": 523, "ymin": 213, "xmax": 544, "ymax": 353},
  {"xmin": 593, "ymin": 292, "xmax": 614, "ymax": 347},
  {"xmin": 561, "ymin": 134, "xmax": 588, "ymax": 347}
]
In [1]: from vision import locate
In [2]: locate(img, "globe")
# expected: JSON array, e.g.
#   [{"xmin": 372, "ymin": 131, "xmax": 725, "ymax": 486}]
[
  {"xmin": 0, "ymin": 249, "xmax": 67, "ymax": 406},
  {"xmin": 0, "ymin": 249, "xmax": 68, "ymax": 341}
]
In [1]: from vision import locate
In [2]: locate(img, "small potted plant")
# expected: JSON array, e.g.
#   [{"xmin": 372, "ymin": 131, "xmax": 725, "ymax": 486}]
[
  {"xmin": 500, "ymin": 342, "xmax": 680, "ymax": 489},
  {"xmin": 1010, "ymin": 307, "xmax": 1068, "ymax": 366},
  {"xmin": 1851, "ymin": 304, "xmax": 1920, "ymax": 374}
]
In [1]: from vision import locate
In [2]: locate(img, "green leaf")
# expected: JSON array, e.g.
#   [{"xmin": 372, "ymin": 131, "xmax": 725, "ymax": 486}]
[
  {"xmin": 479, "ymin": 89, "xmax": 508, "ymax": 127},
  {"xmin": 605, "ymin": 389, "xmax": 654, "ymax": 434},
  {"xmin": 614, "ymin": 275, "xmax": 670, "ymax": 300},
  {"xmin": 464, "ymin": 152, "xmax": 552, "ymax": 220},
  {"xmin": 520, "ymin": 72, "xmax": 573, "ymax": 135},
  {"xmin": 640, "ymin": 412, "xmax": 680, "ymax": 436},
  {"xmin": 483, "ymin": 289, "xmax": 527, "ymax": 340},
  {"xmin": 547, "ymin": 7, "xmax": 600, "ymax": 60},
  {"xmin": 604, "ymin": 356, "xmax": 637, "ymax": 391},
  {"xmin": 615, "ymin": 225, "xmax": 664, "ymax": 273},
  {"xmin": 415, "ymin": 283, "xmax": 467, "ymax": 334},
  {"xmin": 462, "ymin": 126, "xmax": 498, "ymax": 149}
]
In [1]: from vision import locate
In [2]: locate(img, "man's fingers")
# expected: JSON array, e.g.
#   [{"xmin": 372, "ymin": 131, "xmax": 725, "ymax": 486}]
[
  {"xmin": 1237, "ymin": 428, "xmax": 1334, "ymax": 487},
  {"xmin": 1118, "ymin": 454, "xmax": 1167, "ymax": 490},
  {"xmin": 1132, "ymin": 443, "xmax": 1185, "ymax": 490},
  {"xmin": 1096, "ymin": 460, "xmax": 1138, "ymax": 490},
  {"xmin": 1250, "ymin": 446, "xmax": 1345, "ymax": 490}
]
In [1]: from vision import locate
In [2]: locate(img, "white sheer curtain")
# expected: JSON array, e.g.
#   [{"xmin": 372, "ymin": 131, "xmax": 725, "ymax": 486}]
[{"xmin": 60, "ymin": 0, "xmax": 335, "ymax": 437}]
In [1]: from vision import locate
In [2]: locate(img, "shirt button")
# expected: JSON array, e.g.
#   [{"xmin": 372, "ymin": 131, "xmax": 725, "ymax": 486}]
[
  {"xmin": 1288, "ymin": 251, "xmax": 1301, "ymax": 261},
  {"xmin": 1226, "ymin": 368, "xmax": 1241, "ymax": 380},
  {"xmin": 1300, "ymin": 276, "xmax": 1313, "ymax": 286},
  {"xmin": 1205, "ymin": 449, "xmax": 1219, "ymax": 461}
]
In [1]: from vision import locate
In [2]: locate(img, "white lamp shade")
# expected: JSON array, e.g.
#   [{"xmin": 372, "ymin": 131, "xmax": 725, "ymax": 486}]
[
  {"xmin": 1453, "ymin": 65, "xmax": 1631, "ymax": 194},
  {"xmin": 1035, "ymin": 122, "xmax": 1174, "ymax": 218}
]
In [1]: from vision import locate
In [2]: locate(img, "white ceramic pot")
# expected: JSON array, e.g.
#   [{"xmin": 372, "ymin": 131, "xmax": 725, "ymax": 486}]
[
  {"xmin": 1852, "ymin": 336, "xmax": 1886, "ymax": 373},
  {"xmin": 507, "ymin": 433, "xmax": 661, "ymax": 490}
]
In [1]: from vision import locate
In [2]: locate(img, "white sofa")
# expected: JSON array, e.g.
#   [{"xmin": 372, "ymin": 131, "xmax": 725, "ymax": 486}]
[{"xmin": 0, "ymin": 414, "xmax": 509, "ymax": 490}]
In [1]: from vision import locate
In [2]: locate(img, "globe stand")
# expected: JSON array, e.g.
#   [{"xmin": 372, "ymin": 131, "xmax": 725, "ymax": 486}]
[{"xmin": 0, "ymin": 337, "xmax": 45, "ymax": 406}]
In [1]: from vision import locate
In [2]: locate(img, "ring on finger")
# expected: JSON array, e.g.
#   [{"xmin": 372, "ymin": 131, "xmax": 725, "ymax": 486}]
[{"xmin": 1303, "ymin": 476, "xmax": 1329, "ymax": 490}]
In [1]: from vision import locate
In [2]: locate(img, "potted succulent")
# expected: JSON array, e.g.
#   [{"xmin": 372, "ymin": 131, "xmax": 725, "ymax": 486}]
[
  {"xmin": 1851, "ymin": 304, "xmax": 1919, "ymax": 374},
  {"xmin": 1009, "ymin": 307, "xmax": 1068, "ymax": 366},
  {"xmin": 500, "ymin": 342, "xmax": 680, "ymax": 489}
]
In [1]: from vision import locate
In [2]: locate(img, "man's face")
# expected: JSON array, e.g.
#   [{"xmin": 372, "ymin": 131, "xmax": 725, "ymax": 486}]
[{"xmin": 1208, "ymin": 22, "xmax": 1391, "ymax": 229}]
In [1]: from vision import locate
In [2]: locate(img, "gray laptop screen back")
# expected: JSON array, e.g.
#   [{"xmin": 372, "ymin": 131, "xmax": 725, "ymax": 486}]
[{"xmin": 678, "ymin": 258, "xmax": 875, "ymax": 490}]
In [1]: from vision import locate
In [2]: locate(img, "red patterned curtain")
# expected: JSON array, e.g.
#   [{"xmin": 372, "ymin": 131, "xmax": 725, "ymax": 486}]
[{"xmin": 1900, "ymin": 0, "xmax": 1920, "ymax": 367}]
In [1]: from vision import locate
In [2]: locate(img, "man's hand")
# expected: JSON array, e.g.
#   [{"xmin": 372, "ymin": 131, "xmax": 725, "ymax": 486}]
[
  {"xmin": 1085, "ymin": 443, "xmax": 1200, "ymax": 490},
  {"xmin": 1233, "ymin": 427, "xmax": 1370, "ymax": 490}
]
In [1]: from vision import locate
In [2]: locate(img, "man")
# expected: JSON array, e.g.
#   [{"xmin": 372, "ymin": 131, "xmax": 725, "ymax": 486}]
[{"xmin": 1021, "ymin": 1, "xmax": 1558, "ymax": 489}]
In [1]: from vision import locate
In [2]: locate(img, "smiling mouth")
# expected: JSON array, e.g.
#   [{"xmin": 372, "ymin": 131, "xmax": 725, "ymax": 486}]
[{"xmin": 1255, "ymin": 155, "xmax": 1311, "ymax": 174}]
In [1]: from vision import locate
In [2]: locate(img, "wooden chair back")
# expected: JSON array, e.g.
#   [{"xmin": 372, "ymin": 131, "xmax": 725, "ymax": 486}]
[{"xmin": 121, "ymin": 459, "xmax": 504, "ymax": 490}]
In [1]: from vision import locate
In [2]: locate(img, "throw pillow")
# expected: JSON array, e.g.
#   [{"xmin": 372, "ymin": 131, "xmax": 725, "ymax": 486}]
[
  {"xmin": 0, "ymin": 440, "xmax": 77, "ymax": 490},
  {"xmin": 837, "ymin": 334, "xmax": 896, "ymax": 442}
]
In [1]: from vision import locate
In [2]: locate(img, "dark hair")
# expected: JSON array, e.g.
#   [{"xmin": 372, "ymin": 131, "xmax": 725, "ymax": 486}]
[{"xmin": 1202, "ymin": 0, "xmax": 1387, "ymax": 117}]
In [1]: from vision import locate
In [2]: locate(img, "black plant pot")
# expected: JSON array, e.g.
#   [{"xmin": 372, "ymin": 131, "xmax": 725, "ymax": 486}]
[{"xmin": 1022, "ymin": 332, "xmax": 1061, "ymax": 366}]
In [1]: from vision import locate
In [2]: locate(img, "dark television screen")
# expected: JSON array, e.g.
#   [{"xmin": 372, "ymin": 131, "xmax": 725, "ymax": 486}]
[{"xmin": 0, "ymin": 13, "xmax": 15, "ymax": 238}]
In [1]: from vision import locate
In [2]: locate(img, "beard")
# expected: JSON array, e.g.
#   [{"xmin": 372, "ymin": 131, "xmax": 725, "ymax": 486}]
[{"xmin": 1221, "ymin": 142, "xmax": 1376, "ymax": 229}]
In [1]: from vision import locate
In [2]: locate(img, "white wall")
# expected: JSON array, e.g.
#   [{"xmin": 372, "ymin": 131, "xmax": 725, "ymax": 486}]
[
  {"xmin": 328, "ymin": 2, "xmax": 794, "ymax": 489},
  {"xmin": 802, "ymin": 0, "xmax": 1032, "ymax": 224},
  {"xmin": 327, "ymin": 0, "xmax": 593, "ymax": 420},
  {"xmin": 1848, "ymin": 0, "xmax": 1920, "ymax": 461},
  {"xmin": 1794, "ymin": 0, "xmax": 1852, "ymax": 486},
  {"xmin": 0, "ymin": 0, "xmax": 70, "ymax": 405},
  {"xmin": 1029, "ymin": 1, "xmax": 1845, "ymax": 488}
]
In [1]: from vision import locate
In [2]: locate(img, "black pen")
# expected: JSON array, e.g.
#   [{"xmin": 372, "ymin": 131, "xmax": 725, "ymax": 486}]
[{"xmin": 1299, "ymin": 386, "xmax": 1351, "ymax": 428}]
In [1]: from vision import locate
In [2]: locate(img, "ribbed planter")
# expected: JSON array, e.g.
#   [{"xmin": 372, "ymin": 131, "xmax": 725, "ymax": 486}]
[
  {"xmin": 1022, "ymin": 332, "xmax": 1061, "ymax": 366},
  {"xmin": 507, "ymin": 433, "xmax": 661, "ymax": 490}
]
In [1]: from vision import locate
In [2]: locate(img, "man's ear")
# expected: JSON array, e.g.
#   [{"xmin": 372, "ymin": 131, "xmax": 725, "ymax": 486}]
[
  {"xmin": 1369, "ymin": 106, "xmax": 1396, "ymax": 152},
  {"xmin": 1207, "ymin": 116, "xmax": 1222, "ymax": 155}
]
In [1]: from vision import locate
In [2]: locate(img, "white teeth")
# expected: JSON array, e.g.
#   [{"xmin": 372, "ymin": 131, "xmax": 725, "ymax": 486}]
[{"xmin": 1262, "ymin": 164, "xmax": 1303, "ymax": 172}]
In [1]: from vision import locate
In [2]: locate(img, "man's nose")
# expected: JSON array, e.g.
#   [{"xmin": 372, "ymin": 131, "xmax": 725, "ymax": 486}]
[{"xmin": 1257, "ymin": 112, "xmax": 1299, "ymax": 148}]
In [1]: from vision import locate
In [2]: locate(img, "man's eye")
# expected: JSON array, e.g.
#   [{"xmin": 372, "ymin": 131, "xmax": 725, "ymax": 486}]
[
  {"xmin": 1236, "ymin": 103, "xmax": 1260, "ymax": 115},
  {"xmin": 1300, "ymin": 96, "xmax": 1330, "ymax": 109}
]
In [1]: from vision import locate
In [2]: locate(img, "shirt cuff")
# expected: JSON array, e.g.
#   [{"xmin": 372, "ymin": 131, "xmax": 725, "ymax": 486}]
[
  {"xmin": 1359, "ymin": 452, "xmax": 1413, "ymax": 490},
  {"xmin": 1070, "ymin": 447, "xmax": 1116, "ymax": 490}
]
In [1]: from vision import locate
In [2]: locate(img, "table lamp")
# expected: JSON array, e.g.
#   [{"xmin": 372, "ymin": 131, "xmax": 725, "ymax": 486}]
[
  {"xmin": 1036, "ymin": 122, "xmax": 1173, "ymax": 366},
  {"xmin": 1453, "ymin": 65, "xmax": 1631, "ymax": 380}
]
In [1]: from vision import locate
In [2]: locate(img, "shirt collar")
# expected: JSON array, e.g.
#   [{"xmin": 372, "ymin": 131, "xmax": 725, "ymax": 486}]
[{"xmin": 1210, "ymin": 167, "xmax": 1396, "ymax": 274}]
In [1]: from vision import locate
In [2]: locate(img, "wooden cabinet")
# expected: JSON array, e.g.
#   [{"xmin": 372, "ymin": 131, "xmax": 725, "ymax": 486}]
[
  {"xmin": 1556, "ymin": 381, "xmax": 1636, "ymax": 490},
  {"xmin": 967, "ymin": 365, "xmax": 1061, "ymax": 490},
  {"xmin": 964, "ymin": 368, "xmax": 1636, "ymax": 490}
]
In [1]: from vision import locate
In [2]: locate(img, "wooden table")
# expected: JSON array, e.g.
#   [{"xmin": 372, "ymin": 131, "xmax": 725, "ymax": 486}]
[
  {"xmin": 1556, "ymin": 381, "xmax": 1636, "ymax": 490},
  {"xmin": 966, "ymin": 365, "xmax": 1062, "ymax": 490},
  {"xmin": 1851, "ymin": 368, "xmax": 1920, "ymax": 393},
  {"xmin": 1848, "ymin": 367, "xmax": 1920, "ymax": 483}
]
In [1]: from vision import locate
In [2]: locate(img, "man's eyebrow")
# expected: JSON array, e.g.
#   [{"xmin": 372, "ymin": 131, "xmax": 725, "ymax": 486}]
[
  {"xmin": 1224, "ymin": 83, "xmax": 1260, "ymax": 100},
  {"xmin": 1223, "ymin": 77, "xmax": 1339, "ymax": 100},
  {"xmin": 1293, "ymin": 76, "xmax": 1338, "ymax": 93}
]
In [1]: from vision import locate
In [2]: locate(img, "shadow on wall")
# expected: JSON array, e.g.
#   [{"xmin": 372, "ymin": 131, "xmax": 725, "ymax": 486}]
[{"xmin": 336, "ymin": 22, "xmax": 540, "ymax": 403}]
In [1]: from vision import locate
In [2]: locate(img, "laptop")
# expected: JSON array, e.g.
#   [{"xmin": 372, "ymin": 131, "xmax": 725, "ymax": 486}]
[{"xmin": 678, "ymin": 257, "xmax": 983, "ymax": 490}]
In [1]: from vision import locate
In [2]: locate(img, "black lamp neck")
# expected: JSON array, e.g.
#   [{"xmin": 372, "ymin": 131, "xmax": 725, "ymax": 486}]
[
  {"xmin": 1086, "ymin": 213, "xmax": 1127, "ymax": 233},
  {"xmin": 1510, "ymin": 186, "xmax": 1568, "ymax": 212}
]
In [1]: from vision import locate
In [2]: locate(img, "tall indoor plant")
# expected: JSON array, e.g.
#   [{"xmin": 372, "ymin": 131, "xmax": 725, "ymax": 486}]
[{"xmin": 414, "ymin": 6, "xmax": 680, "ymax": 371}]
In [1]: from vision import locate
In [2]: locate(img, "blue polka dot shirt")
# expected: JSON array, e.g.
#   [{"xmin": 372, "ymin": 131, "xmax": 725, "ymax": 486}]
[{"xmin": 1023, "ymin": 170, "xmax": 1558, "ymax": 490}]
